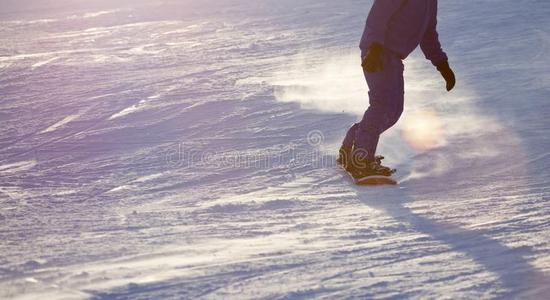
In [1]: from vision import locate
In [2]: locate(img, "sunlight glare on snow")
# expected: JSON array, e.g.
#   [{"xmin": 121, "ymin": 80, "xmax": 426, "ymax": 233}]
[{"xmin": 401, "ymin": 107, "xmax": 445, "ymax": 150}]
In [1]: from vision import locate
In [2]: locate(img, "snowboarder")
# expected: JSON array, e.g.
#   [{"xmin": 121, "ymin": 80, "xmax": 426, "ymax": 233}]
[{"xmin": 337, "ymin": 0, "xmax": 456, "ymax": 179}]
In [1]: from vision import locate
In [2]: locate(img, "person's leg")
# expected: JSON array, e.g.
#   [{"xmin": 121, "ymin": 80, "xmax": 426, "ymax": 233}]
[
  {"xmin": 338, "ymin": 122, "xmax": 360, "ymax": 169},
  {"xmin": 341, "ymin": 123, "xmax": 359, "ymax": 149},
  {"xmin": 354, "ymin": 52, "xmax": 404, "ymax": 161}
]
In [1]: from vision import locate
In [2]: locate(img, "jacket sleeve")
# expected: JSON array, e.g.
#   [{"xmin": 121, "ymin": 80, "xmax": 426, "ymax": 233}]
[
  {"xmin": 359, "ymin": 0, "xmax": 405, "ymax": 52},
  {"xmin": 420, "ymin": 1, "xmax": 448, "ymax": 66}
]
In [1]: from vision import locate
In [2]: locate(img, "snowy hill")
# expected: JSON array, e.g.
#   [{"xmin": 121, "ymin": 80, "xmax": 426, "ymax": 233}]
[{"xmin": 1, "ymin": 0, "xmax": 549, "ymax": 298}]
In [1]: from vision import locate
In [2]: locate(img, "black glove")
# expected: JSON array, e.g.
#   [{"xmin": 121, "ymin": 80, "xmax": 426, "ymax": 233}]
[
  {"xmin": 361, "ymin": 43, "xmax": 384, "ymax": 73},
  {"xmin": 436, "ymin": 61, "xmax": 456, "ymax": 92}
]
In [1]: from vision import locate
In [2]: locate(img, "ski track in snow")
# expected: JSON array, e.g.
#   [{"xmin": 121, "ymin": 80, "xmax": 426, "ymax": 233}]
[{"xmin": 1, "ymin": 0, "xmax": 550, "ymax": 299}]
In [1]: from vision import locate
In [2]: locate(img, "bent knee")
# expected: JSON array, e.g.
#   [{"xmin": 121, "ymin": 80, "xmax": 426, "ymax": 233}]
[{"xmin": 388, "ymin": 109, "xmax": 403, "ymax": 127}]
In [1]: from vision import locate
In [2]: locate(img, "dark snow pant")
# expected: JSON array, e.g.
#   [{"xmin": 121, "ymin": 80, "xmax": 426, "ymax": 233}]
[{"xmin": 342, "ymin": 51, "xmax": 404, "ymax": 161}]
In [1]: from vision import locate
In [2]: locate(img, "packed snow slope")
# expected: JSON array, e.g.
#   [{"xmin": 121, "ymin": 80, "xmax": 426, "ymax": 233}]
[{"xmin": 1, "ymin": 0, "xmax": 550, "ymax": 299}]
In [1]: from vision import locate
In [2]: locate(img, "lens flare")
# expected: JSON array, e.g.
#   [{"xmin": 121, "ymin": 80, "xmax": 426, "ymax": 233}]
[{"xmin": 401, "ymin": 108, "xmax": 445, "ymax": 150}]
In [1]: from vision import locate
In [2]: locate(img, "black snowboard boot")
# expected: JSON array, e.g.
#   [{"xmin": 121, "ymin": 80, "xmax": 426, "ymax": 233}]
[
  {"xmin": 348, "ymin": 154, "xmax": 396, "ymax": 178},
  {"xmin": 336, "ymin": 146, "xmax": 353, "ymax": 171}
]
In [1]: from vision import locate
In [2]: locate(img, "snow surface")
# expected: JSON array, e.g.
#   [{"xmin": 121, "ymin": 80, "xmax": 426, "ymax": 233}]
[{"xmin": 1, "ymin": 0, "xmax": 550, "ymax": 299}]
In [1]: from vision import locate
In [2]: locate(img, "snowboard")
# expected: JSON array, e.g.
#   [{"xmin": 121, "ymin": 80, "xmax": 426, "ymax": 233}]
[{"xmin": 341, "ymin": 166, "xmax": 397, "ymax": 186}]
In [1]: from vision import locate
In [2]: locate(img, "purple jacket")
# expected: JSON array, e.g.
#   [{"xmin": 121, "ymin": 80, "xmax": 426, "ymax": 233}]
[{"xmin": 359, "ymin": 0, "xmax": 447, "ymax": 65}]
